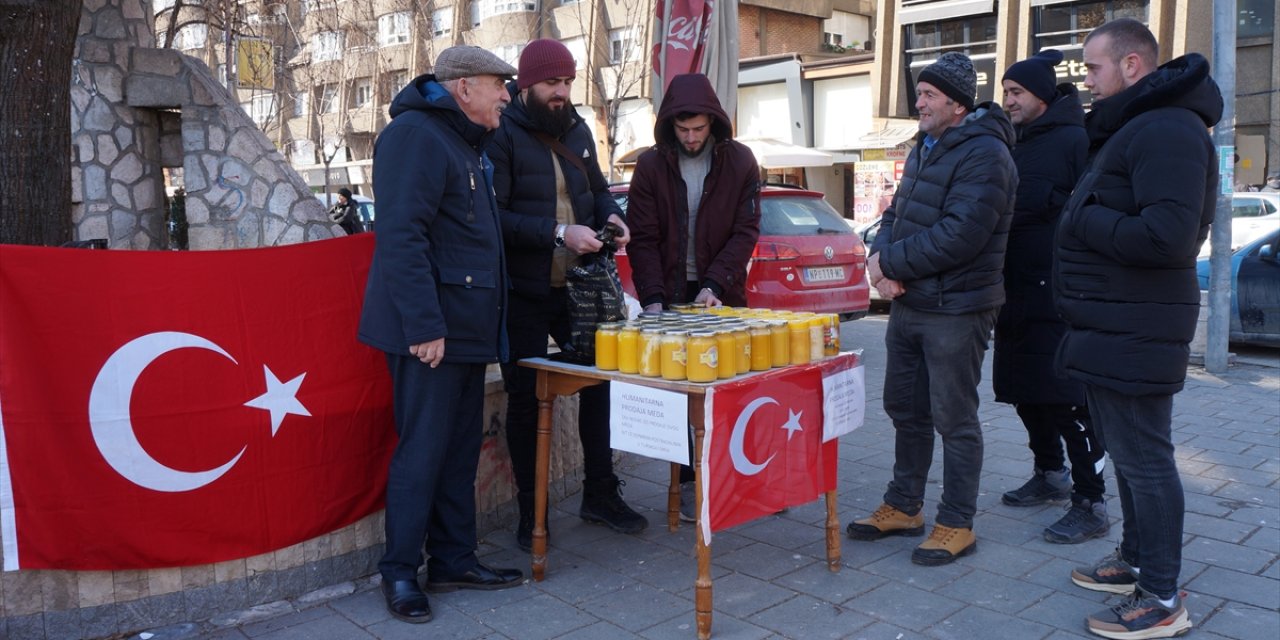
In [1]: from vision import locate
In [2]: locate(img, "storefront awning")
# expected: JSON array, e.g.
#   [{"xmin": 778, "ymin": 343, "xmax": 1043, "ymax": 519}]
[
  {"xmin": 737, "ymin": 138, "xmax": 834, "ymax": 169},
  {"xmin": 853, "ymin": 119, "xmax": 919, "ymax": 150}
]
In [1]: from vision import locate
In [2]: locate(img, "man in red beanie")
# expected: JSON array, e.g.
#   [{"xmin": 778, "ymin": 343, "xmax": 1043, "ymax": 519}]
[{"xmin": 489, "ymin": 38, "xmax": 646, "ymax": 553}]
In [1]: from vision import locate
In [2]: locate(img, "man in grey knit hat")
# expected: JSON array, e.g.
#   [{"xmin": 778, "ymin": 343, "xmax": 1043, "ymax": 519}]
[{"xmin": 845, "ymin": 51, "xmax": 1018, "ymax": 566}]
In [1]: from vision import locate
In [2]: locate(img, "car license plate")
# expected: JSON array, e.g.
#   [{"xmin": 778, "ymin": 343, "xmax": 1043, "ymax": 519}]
[{"xmin": 806, "ymin": 266, "xmax": 845, "ymax": 282}]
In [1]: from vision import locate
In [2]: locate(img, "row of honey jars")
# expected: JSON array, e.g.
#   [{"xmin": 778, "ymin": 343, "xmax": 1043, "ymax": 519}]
[{"xmin": 594, "ymin": 317, "xmax": 835, "ymax": 382}]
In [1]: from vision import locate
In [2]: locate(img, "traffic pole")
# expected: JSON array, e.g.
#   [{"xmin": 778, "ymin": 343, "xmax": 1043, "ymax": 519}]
[{"xmin": 1206, "ymin": 0, "xmax": 1236, "ymax": 373}]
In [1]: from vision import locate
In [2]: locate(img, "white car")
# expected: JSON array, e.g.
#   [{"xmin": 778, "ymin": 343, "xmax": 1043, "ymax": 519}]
[{"xmin": 1199, "ymin": 192, "xmax": 1280, "ymax": 257}]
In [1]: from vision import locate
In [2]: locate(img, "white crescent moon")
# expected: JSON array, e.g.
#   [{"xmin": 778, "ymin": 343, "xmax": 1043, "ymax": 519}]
[
  {"xmin": 88, "ymin": 331, "xmax": 246, "ymax": 492},
  {"xmin": 730, "ymin": 396, "xmax": 778, "ymax": 476}
]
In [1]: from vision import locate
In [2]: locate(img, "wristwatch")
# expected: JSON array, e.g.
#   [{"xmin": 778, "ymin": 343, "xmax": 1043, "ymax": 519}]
[{"xmin": 554, "ymin": 224, "xmax": 566, "ymax": 247}]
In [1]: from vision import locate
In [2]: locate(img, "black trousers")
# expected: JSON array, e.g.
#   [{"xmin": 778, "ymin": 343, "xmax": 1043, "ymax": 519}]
[
  {"xmin": 500, "ymin": 288, "xmax": 614, "ymax": 494},
  {"xmin": 379, "ymin": 355, "xmax": 484, "ymax": 582},
  {"xmin": 1015, "ymin": 403, "xmax": 1106, "ymax": 502}
]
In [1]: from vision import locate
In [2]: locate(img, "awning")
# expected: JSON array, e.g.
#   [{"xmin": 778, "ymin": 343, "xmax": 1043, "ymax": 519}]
[
  {"xmin": 613, "ymin": 145, "xmax": 651, "ymax": 166},
  {"xmin": 899, "ymin": 0, "xmax": 995, "ymax": 25},
  {"xmin": 854, "ymin": 118, "xmax": 918, "ymax": 150},
  {"xmin": 737, "ymin": 137, "xmax": 834, "ymax": 169}
]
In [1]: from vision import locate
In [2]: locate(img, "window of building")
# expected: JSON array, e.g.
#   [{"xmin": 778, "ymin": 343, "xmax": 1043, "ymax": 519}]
[
  {"xmin": 353, "ymin": 78, "xmax": 373, "ymax": 108},
  {"xmin": 494, "ymin": 43, "xmax": 525, "ymax": 67},
  {"xmin": 903, "ymin": 13, "xmax": 998, "ymax": 108},
  {"xmin": 292, "ymin": 139, "xmax": 316, "ymax": 164},
  {"xmin": 1033, "ymin": 0, "xmax": 1147, "ymax": 48},
  {"xmin": 314, "ymin": 31, "xmax": 343, "ymax": 61},
  {"xmin": 320, "ymin": 84, "xmax": 339, "ymax": 113},
  {"xmin": 293, "ymin": 92, "xmax": 309, "ymax": 118},
  {"xmin": 1031, "ymin": 1, "xmax": 1149, "ymax": 107},
  {"xmin": 174, "ymin": 23, "xmax": 207, "ymax": 50},
  {"xmin": 563, "ymin": 37, "xmax": 588, "ymax": 70},
  {"xmin": 476, "ymin": 0, "xmax": 538, "ymax": 23},
  {"xmin": 1238, "ymin": 0, "xmax": 1274, "ymax": 38},
  {"xmin": 378, "ymin": 12, "xmax": 410, "ymax": 46},
  {"xmin": 245, "ymin": 94, "xmax": 275, "ymax": 127},
  {"xmin": 385, "ymin": 70, "xmax": 410, "ymax": 100},
  {"xmin": 431, "ymin": 8, "xmax": 454, "ymax": 37},
  {"xmin": 609, "ymin": 27, "xmax": 640, "ymax": 64}
]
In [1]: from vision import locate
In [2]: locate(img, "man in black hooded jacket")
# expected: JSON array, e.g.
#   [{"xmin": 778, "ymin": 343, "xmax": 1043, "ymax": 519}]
[
  {"xmin": 994, "ymin": 50, "xmax": 1108, "ymax": 546},
  {"xmin": 1055, "ymin": 18, "xmax": 1222, "ymax": 639}
]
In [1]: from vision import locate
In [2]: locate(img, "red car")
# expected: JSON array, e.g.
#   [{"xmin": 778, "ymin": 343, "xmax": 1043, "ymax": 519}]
[{"xmin": 610, "ymin": 184, "xmax": 870, "ymax": 319}]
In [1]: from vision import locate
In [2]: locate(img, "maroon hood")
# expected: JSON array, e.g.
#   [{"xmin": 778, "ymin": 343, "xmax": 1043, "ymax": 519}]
[{"xmin": 653, "ymin": 73, "xmax": 734, "ymax": 145}]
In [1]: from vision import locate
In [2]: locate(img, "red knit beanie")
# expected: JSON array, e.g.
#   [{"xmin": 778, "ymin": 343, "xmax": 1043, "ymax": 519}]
[{"xmin": 517, "ymin": 39, "xmax": 576, "ymax": 90}]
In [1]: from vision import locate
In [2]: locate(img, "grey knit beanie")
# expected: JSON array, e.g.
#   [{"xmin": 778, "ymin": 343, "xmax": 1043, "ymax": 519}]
[{"xmin": 918, "ymin": 52, "xmax": 977, "ymax": 111}]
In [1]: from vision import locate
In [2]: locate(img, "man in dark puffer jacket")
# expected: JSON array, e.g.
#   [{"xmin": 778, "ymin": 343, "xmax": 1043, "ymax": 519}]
[
  {"xmin": 845, "ymin": 52, "xmax": 1016, "ymax": 567},
  {"xmin": 1054, "ymin": 19, "xmax": 1221, "ymax": 640},
  {"xmin": 489, "ymin": 40, "xmax": 645, "ymax": 553},
  {"xmin": 993, "ymin": 50, "xmax": 1109, "ymax": 546}
]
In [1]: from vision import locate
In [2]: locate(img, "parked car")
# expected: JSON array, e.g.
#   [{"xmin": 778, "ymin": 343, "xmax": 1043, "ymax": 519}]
[
  {"xmin": 1198, "ymin": 192, "xmax": 1280, "ymax": 257},
  {"xmin": 854, "ymin": 216, "xmax": 887, "ymax": 305},
  {"xmin": 610, "ymin": 184, "xmax": 870, "ymax": 318},
  {"xmin": 316, "ymin": 192, "xmax": 376, "ymax": 228},
  {"xmin": 1197, "ymin": 227, "xmax": 1280, "ymax": 347}
]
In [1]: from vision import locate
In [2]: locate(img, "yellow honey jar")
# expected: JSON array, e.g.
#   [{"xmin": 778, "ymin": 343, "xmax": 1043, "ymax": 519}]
[
  {"xmin": 788, "ymin": 316, "xmax": 811, "ymax": 365},
  {"xmin": 686, "ymin": 331, "xmax": 718, "ymax": 382},
  {"xmin": 617, "ymin": 325, "xmax": 640, "ymax": 374},
  {"xmin": 767, "ymin": 319, "xmax": 789, "ymax": 367},
  {"xmin": 730, "ymin": 325, "xmax": 751, "ymax": 374},
  {"xmin": 594, "ymin": 322, "xmax": 621, "ymax": 370},
  {"xmin": 659, "ymin": 330, "xmax": 689, "ymax": 381},
  {"xmin": 748, "ymin": 322, "xmax": 772, "ymax": 371},
  {"xmin": 639, "ymin": 328, "xmax": 663, "ymax": 377},
  {"xmin": 715, "ymin": 329, "xmax": 737, "ymax": 379}
]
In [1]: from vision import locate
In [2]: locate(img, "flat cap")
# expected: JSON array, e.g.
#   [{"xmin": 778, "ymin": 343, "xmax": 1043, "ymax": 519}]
[{"xmin": 433, "ymin": 45, "xmax": 517, "ymax": 81}]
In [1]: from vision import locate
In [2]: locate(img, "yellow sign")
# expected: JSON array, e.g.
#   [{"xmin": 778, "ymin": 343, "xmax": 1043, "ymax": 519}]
[{"xmin": 237, "ymin": 38, "xmax": 274, "ymax": 90}]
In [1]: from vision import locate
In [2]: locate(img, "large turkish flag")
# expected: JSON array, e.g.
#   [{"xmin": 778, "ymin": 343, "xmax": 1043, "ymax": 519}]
[
  {"xmin": 702, "ymin": 361, "xmax": 842, "ymax": 535},
  {"xmin": 0, "ymin": 235, "xmax": 394, "ymax": 570}
]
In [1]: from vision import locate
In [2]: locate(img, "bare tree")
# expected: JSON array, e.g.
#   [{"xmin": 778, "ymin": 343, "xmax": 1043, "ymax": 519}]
[
  {"xmin": 0, "ymin": 0, "xmax": 83, "ymax": 245},
  {"xmin": 556, "ymin": 0, "xmax": 655, "ymax": 181}
]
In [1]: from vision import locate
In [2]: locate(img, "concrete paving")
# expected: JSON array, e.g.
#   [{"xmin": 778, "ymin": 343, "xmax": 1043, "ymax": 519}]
[{"xmin": 146, "ymin": 312, "xmax": 1278, "ymax": 640}]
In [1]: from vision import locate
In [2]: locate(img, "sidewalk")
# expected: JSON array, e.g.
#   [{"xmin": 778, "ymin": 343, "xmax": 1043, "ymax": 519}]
[{"xmin": 169, "ymin": 313, "xmax": 1277, "ymax": 640}]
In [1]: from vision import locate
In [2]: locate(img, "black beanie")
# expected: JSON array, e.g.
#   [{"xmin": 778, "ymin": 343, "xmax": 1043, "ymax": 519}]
[
  {"xmin": 1002, "ymin": 49, "xmax": 1064, "ymax": 105},
  {"xmin": 917, "ymin": 52, "xmax": 978, "ymax": 111}
]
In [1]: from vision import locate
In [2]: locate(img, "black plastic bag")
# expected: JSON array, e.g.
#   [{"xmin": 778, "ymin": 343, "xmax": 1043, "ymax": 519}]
[{"xmin": 562, "ymin": 223, "xmax": 627, "ymax": 364}]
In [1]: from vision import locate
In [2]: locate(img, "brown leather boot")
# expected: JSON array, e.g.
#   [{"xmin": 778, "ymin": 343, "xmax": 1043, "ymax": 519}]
[
  {"xmin": 911, "ymin": 524, "xmax": 976, "ymax": 566},
  {"xmin": 845, "ymin": 503, "xmax": 925, "ymax": 540}
]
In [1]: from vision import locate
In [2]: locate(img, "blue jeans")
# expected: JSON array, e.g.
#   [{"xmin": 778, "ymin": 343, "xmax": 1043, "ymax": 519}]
[
  {"xmin": 1085, "ymin": 385, "xmax": 1183, "ymax": 599},
  {"xmin": 881, "ymin": 304, "xmax": 997, "ymax": 529}
]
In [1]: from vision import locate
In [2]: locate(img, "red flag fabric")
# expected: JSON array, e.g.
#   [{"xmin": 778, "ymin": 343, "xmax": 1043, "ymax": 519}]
[
  {"xmin": 702, "ymin": 358, "xmax": 845, "ymax": 535},
  {"xmin": 651, "ymin": 0, "xmax": 712, "ymax": 93},
  {"xmin": 0, "ymin": 235, "xmax": 394, "ymax": 570}
]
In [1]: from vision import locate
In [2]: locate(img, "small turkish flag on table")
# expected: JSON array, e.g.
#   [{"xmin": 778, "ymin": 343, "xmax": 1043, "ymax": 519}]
[
  {"xmin": 702, "ymin": 356, "xmax": 851, "ymax": 534},
  {"xmin": 0, "ymin": 236, "xmax": 395, "ymax": 570}
]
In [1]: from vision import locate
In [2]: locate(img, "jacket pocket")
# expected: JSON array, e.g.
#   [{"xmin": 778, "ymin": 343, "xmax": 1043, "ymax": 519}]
[
  {"xmin": 1061, "ymin": 273, "xmax": 1109, "ymax": 294},
  {"xmin": 438, "ymin": 266, "xmax": 498, "ymax": 342}
]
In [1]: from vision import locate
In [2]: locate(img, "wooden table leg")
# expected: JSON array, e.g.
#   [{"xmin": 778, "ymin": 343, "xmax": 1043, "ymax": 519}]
[
  {"xmin": 531, "ymin": 392, "xmax": 555, "ymax": 582},
  {"xmin": 668, "ymin": 462, "xmax": 680, "ymax": 531},
  {"xmin": 825, "ymin": 489, "xmax": 842, "ymax": 572},
  {"xmin": 691, "ymin": 396, "xmax": 711, "ymax": 640}
]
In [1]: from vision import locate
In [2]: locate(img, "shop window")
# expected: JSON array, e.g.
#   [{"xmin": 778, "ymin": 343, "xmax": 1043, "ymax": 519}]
[{"xmin": 902, "ymin": 13, "xmax": 998, "ymax": 111}]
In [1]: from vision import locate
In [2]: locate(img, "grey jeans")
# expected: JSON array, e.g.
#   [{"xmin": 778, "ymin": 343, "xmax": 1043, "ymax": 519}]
[{"xmin": 881, "ymin": 304, "xmax": 998, "ymax": 529}]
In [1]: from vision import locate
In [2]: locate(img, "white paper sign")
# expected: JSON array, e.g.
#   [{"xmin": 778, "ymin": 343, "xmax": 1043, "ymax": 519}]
[
  {"xmin": 610, "ymin": 381, "xmax": 689, "ymax": 465},
  {"xmin": 822, "ymin": 363, "xmax": 865, "ymax": 441}
]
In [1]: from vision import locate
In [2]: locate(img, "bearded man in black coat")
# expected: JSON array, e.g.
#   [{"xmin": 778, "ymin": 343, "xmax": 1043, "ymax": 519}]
[
  {"xmin": 1054, "ymin": 19, "xmax": 1222, "ymax": 639},
  {"xmin": 994, "ymin": 50, "xmax": 1108, "ymax": 546}
]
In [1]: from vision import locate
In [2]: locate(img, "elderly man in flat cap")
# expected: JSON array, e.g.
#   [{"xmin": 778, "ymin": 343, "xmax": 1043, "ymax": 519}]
[{"xmin": 359, "ymin": 45, "xmax": 523, "ymax": 623}]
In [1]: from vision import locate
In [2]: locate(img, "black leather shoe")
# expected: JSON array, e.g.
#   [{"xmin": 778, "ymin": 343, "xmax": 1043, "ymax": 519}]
[
  {"xmin": 425, "ymin": 563, "xmax": 524, "ymax": 593},
  {"xmin": 381, "ymin": 578, "xmax": 432, "ymax": 623}
]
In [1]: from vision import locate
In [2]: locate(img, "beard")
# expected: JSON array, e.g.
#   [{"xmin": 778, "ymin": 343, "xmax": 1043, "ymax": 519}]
[{"xmin": 525, "ymin": 93, "xmax": 575, "ymax": 137}]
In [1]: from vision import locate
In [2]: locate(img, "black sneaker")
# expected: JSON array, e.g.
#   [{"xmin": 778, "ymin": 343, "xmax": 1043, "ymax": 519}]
[
  {"xmin": 580, "ymin": 477, "xmax": 648, "ymax": 534},
  {"xmin": 1072, "ymin": 549, "xmax": 1139, "ymax": 595},
  {"xmin": 1002, "ymin": 467, "xmax": 1071, "ymax": 506},
  {"xmin": 1044, "ymin": 498, "xmax": 1109, "ymax": 544},
  {"xmin": 1086, "ymin": 588, "xmax": 1192, "ymax": 639},
  {"xmin": 679, "ymin": 481, "xmax": 696, "ymax": 523}
]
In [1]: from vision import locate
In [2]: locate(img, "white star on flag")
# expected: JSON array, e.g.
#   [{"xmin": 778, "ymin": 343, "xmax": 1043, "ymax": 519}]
[
  {"xmin": 244, "ymin": 365, "xmax": 311, "ymax": 436},
  {"xmin": 781, "ymin": 409, "xmax": 803, "ymax": 441}
]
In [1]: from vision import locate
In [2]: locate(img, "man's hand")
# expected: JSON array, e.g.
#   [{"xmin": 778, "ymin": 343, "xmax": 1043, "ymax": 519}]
[
  {"xmin": 875, "ymin": 278, "xmax": 905, "ymax": 300},
  {"xmin": 564, "ymin": 224, "xmax": 603, "ymax": 255},
  {"xmin": 643, "ymin": 302, "xmax": 664, "ymax": 313},
  {"xmin": 607, "ymin": 214, "xmax": 631, "ymax": 250},
  {"xmin": 867, "ymin": 252, "xmax": 885, "ymax": 286},
  {"xmin": 410, "ymin": 338, "xmax": 445, "ymax": 368},
  {"xmin": 694, "ymin": 287, "xmax": 723, "ymax": 308}
]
